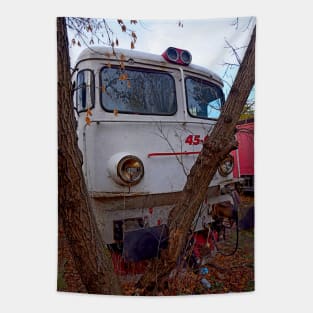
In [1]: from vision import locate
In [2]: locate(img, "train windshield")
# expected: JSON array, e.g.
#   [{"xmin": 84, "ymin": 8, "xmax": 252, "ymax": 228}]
[
  {"xmin": 100, "ymin": 67, "xmax": 177, "ymax": 115},
  {"xmin": 185, "ymin": 76, "xmax": 224, "ymax": 119}
]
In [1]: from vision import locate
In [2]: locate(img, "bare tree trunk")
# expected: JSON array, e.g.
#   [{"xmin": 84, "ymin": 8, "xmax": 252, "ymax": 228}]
[
  {"xmin": 57, "ymin": 17, "xmax": 122, "ymax": 295},
  {"xmin": 139, "ymin": 26, "xmax": 256, "ymax": 293}
]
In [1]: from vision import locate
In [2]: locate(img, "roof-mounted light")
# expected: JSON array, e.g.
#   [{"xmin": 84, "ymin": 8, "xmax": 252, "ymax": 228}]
[
  {"xmin": 180, "ymin": 50, "xmax": 192, "ymax": 65},
  {"xmin": 162, "ymin": 47, "xmax": 192, "ymax": 66}
]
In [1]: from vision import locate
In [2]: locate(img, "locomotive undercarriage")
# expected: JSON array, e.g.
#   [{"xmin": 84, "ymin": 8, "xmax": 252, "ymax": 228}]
[{"xmin": 90, "ymin": 183, "xmax": 239, "ymax": 265}]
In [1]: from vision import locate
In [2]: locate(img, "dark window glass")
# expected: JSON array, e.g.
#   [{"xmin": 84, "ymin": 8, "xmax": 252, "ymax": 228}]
[
  {"xmin": 100, "ymin": 67, "xmax": 177, "ymax": 115},
  {"xmin": 186, "ymin": 77, "xmax": 224, "ymax": 119},
  {"xmin": 76, "ymin": 70, "xmax": 95, "ymax": 112}
]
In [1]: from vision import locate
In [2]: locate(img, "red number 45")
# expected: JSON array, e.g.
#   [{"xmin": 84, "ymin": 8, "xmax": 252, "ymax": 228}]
[{"xmin": 185, "ymin": 135, "xmax": 208, "ymax": 145}]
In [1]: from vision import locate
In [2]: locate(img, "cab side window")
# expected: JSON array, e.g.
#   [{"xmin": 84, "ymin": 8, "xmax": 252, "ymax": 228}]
[
  {"xmin": 76, "ymin": 70, "xmax": 95, "ymax": 112},
  {"xmin": 186, "ymin": 76, "xmax": 224, "ymax": 120}
]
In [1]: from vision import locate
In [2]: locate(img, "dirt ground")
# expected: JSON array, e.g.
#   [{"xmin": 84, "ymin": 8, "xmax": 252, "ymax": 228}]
[
  {"xmin": 122, "ymin": 194, "xmax": 255, "ymax": 295},
  {"xmin": 198, "ymin": 231, "xmax": 254, "ymax": 294},
  {"xmin": 200, "ymin": 194, "xmax": 254, "ymax": 294}
]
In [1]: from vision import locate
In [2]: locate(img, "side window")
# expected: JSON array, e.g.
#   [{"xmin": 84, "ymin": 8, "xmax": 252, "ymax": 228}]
[{"xmin": 76, "ymin": 70, "xmax": 95, "ymax": 112}]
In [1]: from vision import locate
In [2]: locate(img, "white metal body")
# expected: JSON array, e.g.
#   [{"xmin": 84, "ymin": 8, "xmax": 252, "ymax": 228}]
[{"xmin": 74, "ymin": 47, "xmax": 236, "ymax": 245}]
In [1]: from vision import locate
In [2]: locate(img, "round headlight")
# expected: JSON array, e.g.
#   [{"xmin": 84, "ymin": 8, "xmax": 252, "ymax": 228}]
[
  {"xmin": 117, "ymin": 155, "xmax": 144, "ymax": 185},
  {"xmin": 218, "ymin": 155, "xmax": 234, "ymax": 177}
]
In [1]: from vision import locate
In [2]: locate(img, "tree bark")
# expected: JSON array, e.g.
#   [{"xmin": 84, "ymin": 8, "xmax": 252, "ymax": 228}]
[
  {"xmin": 57, "ymin": 17, "xmax": 121, "ymax": 295},
  {"xmin": 139, "ymin": 26, "xmax": 256, "ymax": 293}
]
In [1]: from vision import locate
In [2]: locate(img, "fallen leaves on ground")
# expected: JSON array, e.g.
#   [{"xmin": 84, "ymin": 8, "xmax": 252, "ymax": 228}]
[
  {"xmin": 205, "ymin": 232, "xmax": 254, "ymax": 294},
  {"xmin": 120, "ymin": 229, "xmax": 254, "ymax": 296},
  {"xmin": 120, "ymin": 195, "xmax": 254, "ymax": 296}
]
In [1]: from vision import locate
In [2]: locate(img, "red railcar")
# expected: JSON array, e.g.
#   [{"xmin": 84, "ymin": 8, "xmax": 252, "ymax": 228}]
[{"xmin": 232, "ymin": 118, "xmax": 254, "ymax": 193}]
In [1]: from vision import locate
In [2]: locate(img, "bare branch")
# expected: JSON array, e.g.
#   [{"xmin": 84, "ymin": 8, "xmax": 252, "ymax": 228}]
[
  {"xmin": 224, "ymin": 38, "xmax": 242, "ymax": 65},
  {"xmin": 231, "ymin": 17, "xmax": 239, "ymax": 30},
  {"xmin": 154, "ymin": 122, "xmax": 189, "ymax": 177}
]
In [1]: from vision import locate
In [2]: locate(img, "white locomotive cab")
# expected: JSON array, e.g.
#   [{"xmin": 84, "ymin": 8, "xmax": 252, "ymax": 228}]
[{"xmin": 73, "ymin": 46, "xmax": 237, "ymax": 261}]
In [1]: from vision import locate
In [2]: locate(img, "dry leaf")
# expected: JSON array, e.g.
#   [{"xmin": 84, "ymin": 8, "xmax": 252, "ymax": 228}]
[
  {"xmin": 119, "ymin": 73, "xmax": 128, "ymax": 81},
  {"xmin": 131, "ymin": 32, "xmax": 137, "ymax": 41},
  {"xmin": 85, "ymin": 116, "xmax": 91, "ymax": 125}
]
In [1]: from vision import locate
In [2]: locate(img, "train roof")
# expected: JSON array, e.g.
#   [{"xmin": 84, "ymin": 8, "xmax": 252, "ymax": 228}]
[{"xmin": 75, "ymin": 46, "xmax": 223, "ymax": 86}]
